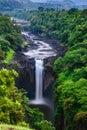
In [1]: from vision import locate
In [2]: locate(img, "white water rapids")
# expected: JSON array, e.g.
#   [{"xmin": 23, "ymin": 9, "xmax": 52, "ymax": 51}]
[{"xmin": 23, "ymin": 32, "xmax": 57, "ymax": 59}]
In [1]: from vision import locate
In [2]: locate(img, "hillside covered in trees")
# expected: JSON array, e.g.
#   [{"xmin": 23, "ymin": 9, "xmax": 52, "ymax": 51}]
[
  {"xmin": 0, "ymin": 0, "xmax": 21, "ymax": 10},
  {"xmin": 19, "ymin": 9, "xmax": 87, "ymax": 130},
  {"xmin": 0, "ymin": 0, "xmax": 35, "ymax": 11},
  {"xmin": 0, "ymin": 14, "xmax": 23, "ymax": 63}
]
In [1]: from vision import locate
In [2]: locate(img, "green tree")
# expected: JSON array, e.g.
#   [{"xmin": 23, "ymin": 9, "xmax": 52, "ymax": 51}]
[{"xmin": 0, "ymin": 68, "xmax": 25, "ymax": 124}]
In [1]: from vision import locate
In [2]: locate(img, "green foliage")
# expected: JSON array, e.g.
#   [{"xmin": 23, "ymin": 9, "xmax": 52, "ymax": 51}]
[
  {"xmin": 35, "ymin": 120, "xmax": 55, "ymax": 130},
  {"xmin": 52, "ymin": 9, "xmax": 87, "ymax": 130},
  {"xmin": 21, "ymin": 9, "xmax": 87, "ymax": 48},
  {"xmin": 22, "ymin": 93, "xmax": 44, "ymax": 128},
  {"xmin": 75, "ymin": 111, "xmax": 87, "ymax": 130},
  {"xmin": 0, "ymin": 68, "xmax": 47, "ymax": 130},
  {"xmin": 0, "ymin": 37, "xmax": 10, "ymax": 51},
  {"xmin": 3, "ymin": 49, "xmax": 15, "ymax": 64},
  {"xmin": 0, "ymin": 14, "xmax": 23, "ymax": 63},
  {"xmin": 38, "ymin": 7, "xmax": 44, "ymax": 11},
  {"xmin": 0, "ymin": 68, "xmax": 25, "ymax": 124},
  {"xmin": 0, "ymin": 124, "xmax": 32, "ymax": 130}
]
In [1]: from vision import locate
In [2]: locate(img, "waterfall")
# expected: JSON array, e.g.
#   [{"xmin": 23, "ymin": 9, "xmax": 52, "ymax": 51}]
[
  {"xmin": 30, "ymin": 59, "xmax": 46, "ymax": 104},
  {"xmin": 35, "ymin": 59, "xmax": 43, "ymax": 100},
  {"xmin": 31, "ymin": 59, "xmax": 53, "ymax": 107},
  {"xmin": 31, "ymin": 59, "xmax": 54, "ymax": 121}
]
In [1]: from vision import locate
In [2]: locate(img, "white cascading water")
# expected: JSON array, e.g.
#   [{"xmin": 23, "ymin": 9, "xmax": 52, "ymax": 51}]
[
  {"xmin": 35, "ymin": 59, "xmax": 43, "ymax": 100},
  {"xmin": 31, "ymin": 59, "xmax": 45, "ymax": 104}
]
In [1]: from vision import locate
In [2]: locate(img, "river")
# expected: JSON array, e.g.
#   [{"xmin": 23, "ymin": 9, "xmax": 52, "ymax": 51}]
[{"xmin": 22, "ymin": 31, "xmax": 57, "ymax": 59}]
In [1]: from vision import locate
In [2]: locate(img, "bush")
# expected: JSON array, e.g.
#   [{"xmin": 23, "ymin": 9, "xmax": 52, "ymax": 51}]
[{"xmin": 35, "ymin": 120, "xmax": 55, "ymax": 130}]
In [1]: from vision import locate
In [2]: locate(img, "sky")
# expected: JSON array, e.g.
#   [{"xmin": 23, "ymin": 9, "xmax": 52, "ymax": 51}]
[
  {"xmin": 30, "ymin": 0, "xmax": 72, "ymax": 1},
  {"xmin": 31, "ymin": 0, "xmax": 46, "ymax": 2},
  {"xmin": 31, "ymin": 0, "xmax": 87, "ymax": 5}
]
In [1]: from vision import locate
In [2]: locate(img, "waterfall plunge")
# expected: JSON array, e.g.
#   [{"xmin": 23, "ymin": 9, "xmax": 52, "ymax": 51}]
[
  {"xmin": 30, "ymin": 59, "xmax": 54, "ymax": 121},
  {"xmin": 35, "ymin": 59, "xmax": 43, "ymax": 100},
  {"xmin": 30, "ymin": 59, "xmax": 45, "ymax": 104}
]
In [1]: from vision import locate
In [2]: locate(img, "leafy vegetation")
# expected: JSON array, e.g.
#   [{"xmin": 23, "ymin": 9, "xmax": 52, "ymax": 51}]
[
  {"xmin": 0, "ymin": 68, "xmax": 26, "ymax": 125},
  {"xmin": 25, "ymin": 9, "xmax": 87, "ymax": 47},
  {"xmin": 3, "ymin": 49, "xmax": 15, "ymax": 64},
  {"xmin": 0, "ymin": 13, "xmax": 23, "ymax": 63},
  {"xmin": 0, "ymin": 124, "xmax": 32, "ymax": 130},
  {"xmin": 35, "ymin": 120, "xmax": 55, "ymax": 130},
  {"xmin": 0, "ymin": 68, "xmax": 55, "ymax": 130},
  {"xmin": 52, "ymin": 9, "xmax": 87, "ymax": 130}
]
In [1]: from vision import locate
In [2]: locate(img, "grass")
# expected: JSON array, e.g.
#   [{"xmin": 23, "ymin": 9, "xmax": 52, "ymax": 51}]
[{"xmin": 0, "ymin": 124, "xmax": 33, "ymax": 130}]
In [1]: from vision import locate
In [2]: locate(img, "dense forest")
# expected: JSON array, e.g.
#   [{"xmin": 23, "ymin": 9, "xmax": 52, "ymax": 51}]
[
  {"xmin": 0, "ymin": 8, "xmax": 87, "ymax": 130},
  {"xmin": 0, "ymin": 14, "xmax": 23, "ymax": 63},
  {"xmin": 15, "ymin": 8, "xmax": 87, "ymax": 130}
]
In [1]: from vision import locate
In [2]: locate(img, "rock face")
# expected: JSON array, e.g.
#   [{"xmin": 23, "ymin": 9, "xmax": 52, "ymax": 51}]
[
  {"xmin": 44, "ymin": 64, "xmax": 55, "ymax": 93},
  {"xmin": 14, "ymin": 52, "xmax": 35, "ymax": 99}
]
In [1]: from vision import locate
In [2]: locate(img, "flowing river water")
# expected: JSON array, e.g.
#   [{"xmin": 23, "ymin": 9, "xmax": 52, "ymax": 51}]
[{"xmin": 22, "ymin": 32, "xmax": 57, "ymax": 59}]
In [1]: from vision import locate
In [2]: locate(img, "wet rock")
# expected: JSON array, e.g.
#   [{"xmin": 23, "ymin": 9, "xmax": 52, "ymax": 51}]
[{"xmin": 14, "ymin": 53, "xmax": 35, "ymax": 99}]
